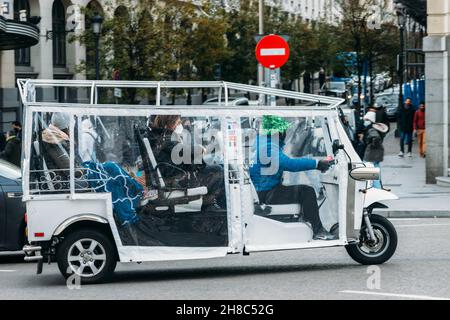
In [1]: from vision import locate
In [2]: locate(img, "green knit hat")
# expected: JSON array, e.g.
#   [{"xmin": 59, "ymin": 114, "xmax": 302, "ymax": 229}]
[{"xmin": 262, "ymin": 115, "xmax": 291, "ymax": 135}]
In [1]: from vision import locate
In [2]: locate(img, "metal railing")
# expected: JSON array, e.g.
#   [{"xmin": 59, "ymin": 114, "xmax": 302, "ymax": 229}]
[{"xmin": 17, "ymin": 79, "xmax": 345, "ymax": 108}]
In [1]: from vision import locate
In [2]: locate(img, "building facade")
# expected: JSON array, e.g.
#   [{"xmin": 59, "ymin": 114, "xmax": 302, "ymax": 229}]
[
  {"xmin": 0, "ymin": 0, "xmax": 398, "ymax": 133},
  {"xmin": 423, "ymin": 0, "xmax": 450, "ymax": 185},
  {"xmin": 0, "ymin": 0, "xmax": 95, "ymax": 132},
  {"xmin": 0, "ymin": 0, "xmax": 343, "ymax": 132}
]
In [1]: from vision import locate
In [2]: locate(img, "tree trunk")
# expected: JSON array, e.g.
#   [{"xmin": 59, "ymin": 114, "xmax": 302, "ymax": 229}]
[
  {"xmin": 369, "ymin": 57, "xmax": 374, "ymax": 107},
  {"xmin": 357, "ymin": 56, "xmax": 362, "ymax": 113}
]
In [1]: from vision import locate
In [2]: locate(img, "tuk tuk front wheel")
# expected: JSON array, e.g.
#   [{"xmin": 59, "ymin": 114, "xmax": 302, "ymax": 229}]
[
  {"xmin": 345, "ymin": 214, "xmax": 397, "ymax": 265},
  {"xmin": 56, "ymin": 229, "xmax": 117, "ymax": 284}
]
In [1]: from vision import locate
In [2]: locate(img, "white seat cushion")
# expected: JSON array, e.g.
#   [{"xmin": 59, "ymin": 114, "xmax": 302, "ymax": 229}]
[
  {"xmin": 267, "ymin": 204, "xmax": 301, "ymax": 215},
  {"xmin": 163, "ymin": 186, "xmax": 208, "ymax": 199}
]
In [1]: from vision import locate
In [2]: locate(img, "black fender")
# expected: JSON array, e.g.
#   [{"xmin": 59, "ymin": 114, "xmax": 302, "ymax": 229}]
[{"xmin": 365, "ymin": 202, "xmax": 388, "ymax": 214}]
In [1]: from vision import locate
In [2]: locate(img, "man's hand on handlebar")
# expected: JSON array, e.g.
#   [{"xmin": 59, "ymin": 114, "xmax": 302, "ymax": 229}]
[{"xmin": 317, "ymin": 157, "xmax": 335, "ymax": 173}]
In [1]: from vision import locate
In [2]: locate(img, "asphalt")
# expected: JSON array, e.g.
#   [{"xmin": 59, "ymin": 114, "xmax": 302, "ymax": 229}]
[
  {"xmin": 0, "ymin": 218, "xmax": 449, "ymax": 300},
  {"xmin": 370, "ymin": 123, "xmax": 450, "ymax": 218}
]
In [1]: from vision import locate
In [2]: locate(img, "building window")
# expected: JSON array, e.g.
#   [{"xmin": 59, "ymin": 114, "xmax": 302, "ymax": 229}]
[
  {"xmin": 14, "ymin": 0, "xmax": 30, "ymax": 66},
  {"xmin": 52, "ymin": 0, "xmax": 66, "ymax": 67}
]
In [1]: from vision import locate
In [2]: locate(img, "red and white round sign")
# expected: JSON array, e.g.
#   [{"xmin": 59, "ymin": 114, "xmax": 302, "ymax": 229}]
[{"xmin": 255, "ymin": 34, "xmax": 290, "ymax": 69}]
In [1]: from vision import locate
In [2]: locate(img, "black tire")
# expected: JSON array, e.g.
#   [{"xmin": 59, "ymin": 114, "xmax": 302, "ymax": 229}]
[
  {"xmin": 56, "ymin": 229, "xmax": 117, "ymax": 284},
  {"xmin": 346, "ymin": 214, "xmax": 397, "ymax": 265}
]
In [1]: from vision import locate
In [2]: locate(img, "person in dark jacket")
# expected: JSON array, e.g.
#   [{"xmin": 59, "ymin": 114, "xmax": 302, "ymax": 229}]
[
  {"xmin": 148, "ymin": 115, "xmax": 225, "ymax": 210},
  {"xmin": 11, "ymin": 121, "xmax": 22, "ymax": 140},
  {"xmin": 40, "ymin": 112, "xmax": 74, "ymax": 190},
  {"xmin": 0, "ymin": 130, "xmax": 21, "ymax": 167},
  {"xmin": 397, "ymin": 98, "xmax": 416, "ymax": 157},
  {"xmin": 249, "ymin": 116, "xmax": 335, "ymax": 240},
  {"xmin": 363, "ymin": 120, "xmax": 388, "ymax": 189}
]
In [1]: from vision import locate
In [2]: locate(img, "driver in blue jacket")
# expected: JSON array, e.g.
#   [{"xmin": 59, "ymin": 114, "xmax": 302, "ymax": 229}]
[{"xmin": 249, "ymin": 116, "xmax": 336, "ymax": 240}]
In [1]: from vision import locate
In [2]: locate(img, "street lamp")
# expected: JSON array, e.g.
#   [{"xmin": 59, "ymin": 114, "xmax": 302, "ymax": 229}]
[
  {"xmin": 91, "ymin": 14, "xmax": 103, "ymax": 80},
  {"xmin": 395, "ymin": 3, "xmax": 406, "ymax": 110}
]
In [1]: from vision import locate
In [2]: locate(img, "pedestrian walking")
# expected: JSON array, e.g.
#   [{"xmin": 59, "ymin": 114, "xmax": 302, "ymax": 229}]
[
  {"xmin": 362, "ymin": 112, "xmax": 388, "ymax": 189},
  {"xmin": 397, "ymin": 98, "xmax": 416, "ymax": 157},
  {"xmin": 414, "ymin": 102, "xmax": 426, "ymax": 158}
]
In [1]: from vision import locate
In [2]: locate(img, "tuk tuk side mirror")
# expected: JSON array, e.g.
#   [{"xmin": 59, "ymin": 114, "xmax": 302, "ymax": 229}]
[
  {"xmin": 349, "ymin": 167, "xmax": 380, "ymax": 181},
  {"xmin": 332, "ymin": 139, "xmax": 344, "ymax": 156}
]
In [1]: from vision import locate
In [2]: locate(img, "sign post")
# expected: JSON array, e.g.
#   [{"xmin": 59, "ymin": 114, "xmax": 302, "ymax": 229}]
[{"xmin": 255, "ymin": 34, "xmax": 290, "ymax": 107}]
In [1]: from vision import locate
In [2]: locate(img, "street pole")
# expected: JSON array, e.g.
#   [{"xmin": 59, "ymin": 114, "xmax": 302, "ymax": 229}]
[
  {"xmin": 95, "ymin": 34, "xmax": 100, "ymax": 80},
  {"xmin": 92, "ymin": 14, "xmax": 103, "ymax": 80},
  {"xmin": 398, "ymin": 25, "xmax": 405, "ymax": 110},
  {"xmin": 270, "ymin": 69, "xmax": 277, "ymax": 107},
  {"xmin": 258, "ymin": 0, "xmax": 264, "ymax": 88},
  {"xmin": 395, "ymin": 3, "xmax": 406, "ymax": 111}
]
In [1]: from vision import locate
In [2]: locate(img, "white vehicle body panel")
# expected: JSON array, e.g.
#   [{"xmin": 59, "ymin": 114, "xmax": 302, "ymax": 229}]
[
  {"xmin": 27, "ymin": 194, "xmax": 110, "ymax": 242},
  {"xmin": 364, "ymin": 188, "xmax": 399, "ymax": 208}
]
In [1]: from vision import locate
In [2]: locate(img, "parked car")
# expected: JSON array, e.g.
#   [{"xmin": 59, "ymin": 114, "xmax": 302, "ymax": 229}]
[
  {"xmin": 320, "ymin": 81, "xmax": 350, "ymax": 102},
  {"xmin": 375, "ymin": 93, "xmax": 399, "ymax": 121},
  {"xmin": 373, "ymin": 74, "xmax": 385, "ymax": 93},
  {"xmin": 0, "ymin": 159, "xmax": 26, "ymax": 251}
]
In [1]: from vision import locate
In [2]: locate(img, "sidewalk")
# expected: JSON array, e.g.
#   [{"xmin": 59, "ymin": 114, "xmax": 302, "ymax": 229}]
[{"xmin": 372, "ymin": 123, "xmax": 450, "ymax": 218}]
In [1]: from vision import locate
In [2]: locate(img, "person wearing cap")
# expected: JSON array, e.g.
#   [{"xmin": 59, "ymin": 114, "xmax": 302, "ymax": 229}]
[{"xmin": 249, "ymin": 116, "xmax": 336, "ymax": 240}]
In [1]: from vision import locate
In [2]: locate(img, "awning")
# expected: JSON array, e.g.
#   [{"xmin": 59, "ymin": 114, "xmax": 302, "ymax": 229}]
[{"xmin": 0, "ymin": 16, "xmax": 39, "ymax": 50}]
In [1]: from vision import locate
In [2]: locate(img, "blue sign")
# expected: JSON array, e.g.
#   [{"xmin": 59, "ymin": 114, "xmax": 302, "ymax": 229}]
[{"xmin": 337, "ymin": 52, "xmax": 357, "ymax": 68}]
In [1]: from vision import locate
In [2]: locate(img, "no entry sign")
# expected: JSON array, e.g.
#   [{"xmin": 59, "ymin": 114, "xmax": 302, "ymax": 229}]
[{"xmin": 256, "ymin": 34, "xmax": 290, "ymax": 69}]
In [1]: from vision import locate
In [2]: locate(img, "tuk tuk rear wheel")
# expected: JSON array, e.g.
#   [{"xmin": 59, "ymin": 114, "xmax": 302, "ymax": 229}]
[
  {"xmin": 345, "ymin": 214, "xmax": 397, "ymax": 265},
  {"xmin": 56, "ymin": 229, "xmax": 117, "ymax": 284}
]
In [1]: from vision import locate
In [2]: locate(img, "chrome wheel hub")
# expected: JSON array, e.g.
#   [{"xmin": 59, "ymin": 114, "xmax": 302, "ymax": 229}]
[
  {"xmin": 358, "ymin": 223, "xmax": 390, "ymax": 258},
  {"xmin": 68, "ymin": 239, "xmax": 106, "ymax": 278}
]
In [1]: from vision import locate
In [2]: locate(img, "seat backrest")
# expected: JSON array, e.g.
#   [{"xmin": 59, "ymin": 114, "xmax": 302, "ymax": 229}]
[
  {"xmin": 142, "ymin": 137, "xmax": 166, "ymax": 189},
  {"xmin": 134, "ymin": 126, "xmax": 166, "ymax": 189}
]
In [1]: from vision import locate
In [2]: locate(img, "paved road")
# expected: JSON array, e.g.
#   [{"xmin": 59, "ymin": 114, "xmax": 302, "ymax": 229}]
[{"xmin": 1, "ymin": 218, "xmax": 450, "ymax": 300}]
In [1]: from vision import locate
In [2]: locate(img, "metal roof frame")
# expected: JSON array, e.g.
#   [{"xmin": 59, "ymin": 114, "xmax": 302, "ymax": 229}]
[{"xmin": 17, "ymin": 79, "xmax": 345, "ymax": 109}]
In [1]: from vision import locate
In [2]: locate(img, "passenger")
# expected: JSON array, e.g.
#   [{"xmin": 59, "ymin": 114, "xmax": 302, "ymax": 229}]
[
  {"xmin": 249, "ymin": 116, "xmax": 336, "ymax": 240},
  {"xmin": 41, "ymin": 113, "xmax": 71, "ymax": 172},
  {"xmin": 41, "ymin": 113, "xmax": 85, "ymax": 189},
  {"xmin": 148, "ymin": 115, "xmax": 226, "ymax": 210}
]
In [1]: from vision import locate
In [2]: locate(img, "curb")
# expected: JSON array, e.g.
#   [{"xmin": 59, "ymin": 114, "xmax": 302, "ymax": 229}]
[{"xmin": 374, "ymin": 210, "xmax": 450, "ymax": 219}]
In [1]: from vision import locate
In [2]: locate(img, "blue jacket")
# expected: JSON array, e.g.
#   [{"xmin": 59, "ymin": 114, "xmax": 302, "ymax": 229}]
[
  {"xmin": 249, "ymin": 136, "xmax": 318, "ymax": 192},
  {"xmin": 83, "ymin": 161, "xmax": 144, "ymax": 225}
]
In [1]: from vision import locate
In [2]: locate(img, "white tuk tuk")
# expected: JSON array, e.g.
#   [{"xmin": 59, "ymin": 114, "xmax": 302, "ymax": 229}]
[{"xmin": 17, "ymin": 79, "xmax": 398, "ymax": 284}]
